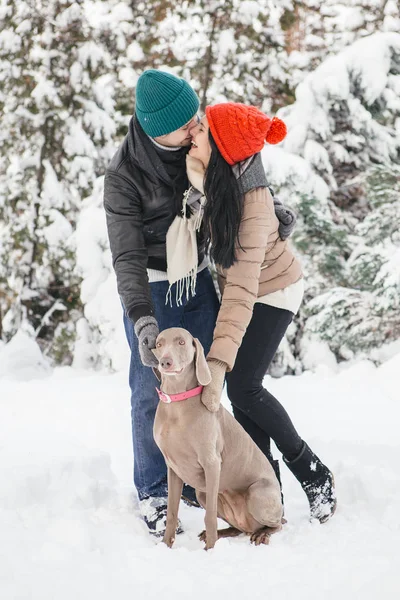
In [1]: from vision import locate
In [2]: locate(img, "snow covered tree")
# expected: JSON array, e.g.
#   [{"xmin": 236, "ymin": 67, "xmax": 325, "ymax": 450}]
[
  {"xmin": 321, "ymin": 1, "xmax": 400, "ymax": 50},
  {"xmin": 279, "ymin": 1, "xmax": 400, "ymax": 87},
  {"xmin": 177, "ymin": 0, "xmax": 293, "ymax": 113},
  {"xmin": 127, "ymin": 0, "xmax": 294, "ymax": 112},
  {"xmin": 275, "ymin": 33, "xmax": 400, "ymax": 362},
  {"xmin": 0, "ymin": 0, "xmax": 127, "ymax": 362},
  {"xmin": 281, "ymin": 32, "xmax": 400, "ymax": 200},
  {"xmin": 2, "ymin": 1, "xmax": 399, "ymax": 371}
]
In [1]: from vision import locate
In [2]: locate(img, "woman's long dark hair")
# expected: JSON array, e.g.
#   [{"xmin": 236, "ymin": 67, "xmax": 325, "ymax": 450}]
[{"xmin": 203, "ymin": 135, "xmax": 244, "ymax": 269}]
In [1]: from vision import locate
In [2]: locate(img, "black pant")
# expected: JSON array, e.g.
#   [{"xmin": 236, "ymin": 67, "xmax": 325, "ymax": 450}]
[{"xmin": 226, "ymin": 303, "xmax": 303, "ymax": 463}]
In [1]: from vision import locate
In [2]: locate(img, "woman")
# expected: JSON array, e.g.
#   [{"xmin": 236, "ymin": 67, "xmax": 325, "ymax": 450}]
[{"xmin": 186, "ymin": 102, "xmax": 336, "ymax": 523}]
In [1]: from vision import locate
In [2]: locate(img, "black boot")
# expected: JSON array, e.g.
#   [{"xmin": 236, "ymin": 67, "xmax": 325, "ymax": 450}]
[{"xmin": 283, "ymin": 441, "xmax": 337, "ymax": 523}]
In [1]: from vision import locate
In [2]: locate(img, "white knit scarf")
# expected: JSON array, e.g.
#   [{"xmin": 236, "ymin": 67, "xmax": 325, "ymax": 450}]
[
  {"xmin": 165, "ymin": 155, "xmax": 207, "ymax": 306},
  {"xmin": 165, "ymin": 154, "xmax": 253, "ymax": 306}
]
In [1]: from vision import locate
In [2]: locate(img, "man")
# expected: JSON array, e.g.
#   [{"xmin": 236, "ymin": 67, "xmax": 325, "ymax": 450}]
[
  {"xmin": 104, "ymin": 69, "xmax": 296, "ymax": 536},
  {"xmin": 104, "ymin": 70, "xmax": 220, "ymax": 535}
]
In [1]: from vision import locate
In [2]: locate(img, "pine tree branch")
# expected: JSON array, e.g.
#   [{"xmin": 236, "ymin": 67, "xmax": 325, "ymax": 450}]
[
  {"xmin": 34, "ymin": 299, "xmax": 66, "ymax": 338},
  {"xmin": 200, "ymin": 10, "xmax": 219, "ymax": 111}
]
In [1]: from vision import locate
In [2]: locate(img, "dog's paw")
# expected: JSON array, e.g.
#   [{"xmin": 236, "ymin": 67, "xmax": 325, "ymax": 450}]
[
  {"xmin": 198, "ymin": 529, "xmax": 217, "ymax": 550},
  {"xmin": 162, "ymin": 534, "xmax": 175, "ymax": 548},
  {"xmin": 250, "ymin": 530, "xmax": 271, "ymax": 546},
  {"xmin": 198, "ymin": 530, "xmax": 207, "ymax": 542}
]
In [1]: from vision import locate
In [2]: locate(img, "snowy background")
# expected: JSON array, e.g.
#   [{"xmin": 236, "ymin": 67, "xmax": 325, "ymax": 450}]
[
  {"xmin": 1, "ymin": 1, "xmax": 400, "ymax": 598},
  {"xmin": 1, "ymin": 348, "xmax": 399, "ymax": 599}
]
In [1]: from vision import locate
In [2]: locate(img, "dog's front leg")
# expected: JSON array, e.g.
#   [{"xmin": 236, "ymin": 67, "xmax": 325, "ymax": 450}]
[
  {"xmin": 203, "ymin": 459, "xmax": 221, "ymax": 550},
  {"xmin": 163, "ymin": 467, "xmax": 184, "ymax": 548}
]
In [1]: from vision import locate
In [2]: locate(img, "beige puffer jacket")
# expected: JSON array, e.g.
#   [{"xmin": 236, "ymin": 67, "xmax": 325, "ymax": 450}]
[{"xmin": 207, "ymin": 186, "xmax": 302, "ymax": 371}]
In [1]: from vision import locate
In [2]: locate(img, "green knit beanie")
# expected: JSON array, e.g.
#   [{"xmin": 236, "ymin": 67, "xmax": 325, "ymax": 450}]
[{"xmin": 135, "ymin": 69, "xmax": 200, "ymax": 137}]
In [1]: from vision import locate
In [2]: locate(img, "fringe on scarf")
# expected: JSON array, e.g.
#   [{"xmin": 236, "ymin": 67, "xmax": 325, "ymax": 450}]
[{"xmin": 165, "ymin": 266, "xmax": 197, "ymax": 307}]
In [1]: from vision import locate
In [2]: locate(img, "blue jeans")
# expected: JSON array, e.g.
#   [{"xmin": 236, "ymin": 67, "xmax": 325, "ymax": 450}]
[{"xmin": 123, "ymin": 268, "xmax": 220, "ymax": 500}]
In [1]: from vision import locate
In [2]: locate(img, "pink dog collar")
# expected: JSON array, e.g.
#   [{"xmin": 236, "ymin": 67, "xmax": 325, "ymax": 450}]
[{"xmin": 156, "ymin": 385, "xmax": 204, "ymax": 404}]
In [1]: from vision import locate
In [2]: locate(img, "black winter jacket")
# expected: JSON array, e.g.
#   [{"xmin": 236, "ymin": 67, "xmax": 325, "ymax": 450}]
[{"xmin": 104, "ymin": 118, "xmax": 205, "ymax": 323}]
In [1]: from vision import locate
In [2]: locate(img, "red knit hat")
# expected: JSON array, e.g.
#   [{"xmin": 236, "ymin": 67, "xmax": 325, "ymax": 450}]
[{"xmin": 205, "ymin": 103, "xmax": 287, "ymax": 166}]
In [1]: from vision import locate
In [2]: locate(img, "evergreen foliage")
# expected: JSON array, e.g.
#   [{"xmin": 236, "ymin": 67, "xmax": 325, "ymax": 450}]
[
  {"xmin": 0, "ymin": 0, "xmax": 120, "ymax": 360},
  {"xmin": 0, "ymin": 1, "xmax": 399, "ymax": 369}
]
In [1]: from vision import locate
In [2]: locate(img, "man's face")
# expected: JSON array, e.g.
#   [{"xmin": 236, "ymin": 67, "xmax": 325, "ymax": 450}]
[{"xmin": 153, "ymin": 115, "xmax": 199, "ymax": 147}]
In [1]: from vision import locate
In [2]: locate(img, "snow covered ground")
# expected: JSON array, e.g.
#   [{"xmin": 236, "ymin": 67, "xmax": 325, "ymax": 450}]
[{"xmin": 1, "ymin": 350, "xmax": 399, "ymax": 600}]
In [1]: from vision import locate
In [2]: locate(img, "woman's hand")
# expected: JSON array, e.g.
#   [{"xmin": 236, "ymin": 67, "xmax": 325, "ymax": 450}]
[{"xmin": 201, "ymin": 359, "xmax": 227, "ymax": 412}]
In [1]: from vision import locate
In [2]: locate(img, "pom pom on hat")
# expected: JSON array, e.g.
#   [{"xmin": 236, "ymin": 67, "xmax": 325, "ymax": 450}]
[
  {"xmin": 206, "ymin": 102, "xmax": 287, "ymax": 165},
  {"xmin": 266, "ymin": 117, "xmax": 287, "ymax": 144}
]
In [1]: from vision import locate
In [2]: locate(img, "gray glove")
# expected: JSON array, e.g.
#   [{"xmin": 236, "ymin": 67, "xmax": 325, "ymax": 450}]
[
  {"xmin": 134, "ymin": 316, "xmax": 159, "ymax": 367},
  {"xmin": 269, "ymin": 185, "xmax": 297, "ymax": 240}
]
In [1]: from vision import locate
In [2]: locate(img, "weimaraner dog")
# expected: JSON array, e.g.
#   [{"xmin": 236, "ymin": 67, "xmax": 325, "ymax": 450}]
[{"xmin": 152, "ymin": 327, "xmax": 283, "ymax": 550}]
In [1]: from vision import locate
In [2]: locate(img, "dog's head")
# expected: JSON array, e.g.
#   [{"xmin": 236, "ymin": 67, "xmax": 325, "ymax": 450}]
[{"xmin": 152, "ymin": 327, "xmax": 211, "ymax": 386}]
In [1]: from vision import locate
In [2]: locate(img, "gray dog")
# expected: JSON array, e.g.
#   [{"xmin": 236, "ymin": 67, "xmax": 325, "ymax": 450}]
[{"xmin": 152, "ymin": 327, "xmax": 283, "ymax": 550}]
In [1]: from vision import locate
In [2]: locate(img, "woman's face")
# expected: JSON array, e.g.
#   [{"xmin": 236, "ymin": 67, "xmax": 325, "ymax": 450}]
[{"xmin": 189, "ymin": 116, "xmax": 212, "ymax": 167}]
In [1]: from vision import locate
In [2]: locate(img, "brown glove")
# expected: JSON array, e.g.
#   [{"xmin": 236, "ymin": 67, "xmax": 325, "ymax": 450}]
[{"xmin": 201, "ymin": 359, "xmax": 227, "ymax": 413}]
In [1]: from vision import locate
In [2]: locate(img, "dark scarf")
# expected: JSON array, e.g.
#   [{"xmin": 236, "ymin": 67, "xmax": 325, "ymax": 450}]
[{"xmin": 128, "ymin": 118, "xmax": 189, "ymax": 216}]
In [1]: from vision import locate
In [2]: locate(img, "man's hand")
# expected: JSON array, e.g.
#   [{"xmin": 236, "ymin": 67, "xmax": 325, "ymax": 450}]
[
  {"xmin": 201, "ymin": 359, "xmax": 227, "ymax": 413},
  {"xmin": 134, "ymin": 316, "xmax": 159, "ymax": 367}
]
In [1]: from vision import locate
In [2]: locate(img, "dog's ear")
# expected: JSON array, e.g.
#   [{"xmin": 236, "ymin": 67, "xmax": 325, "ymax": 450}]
[
  {"xmin": 152, "ymin": 366, "xmax": 161, "ymax": 382},
  {"xmin": 193, "ymin": 337, "xmax": 212, "ymax": 386},
  {"xmin": 151, "ymin": 348, "xmax": 161, "ymax": 381}
]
